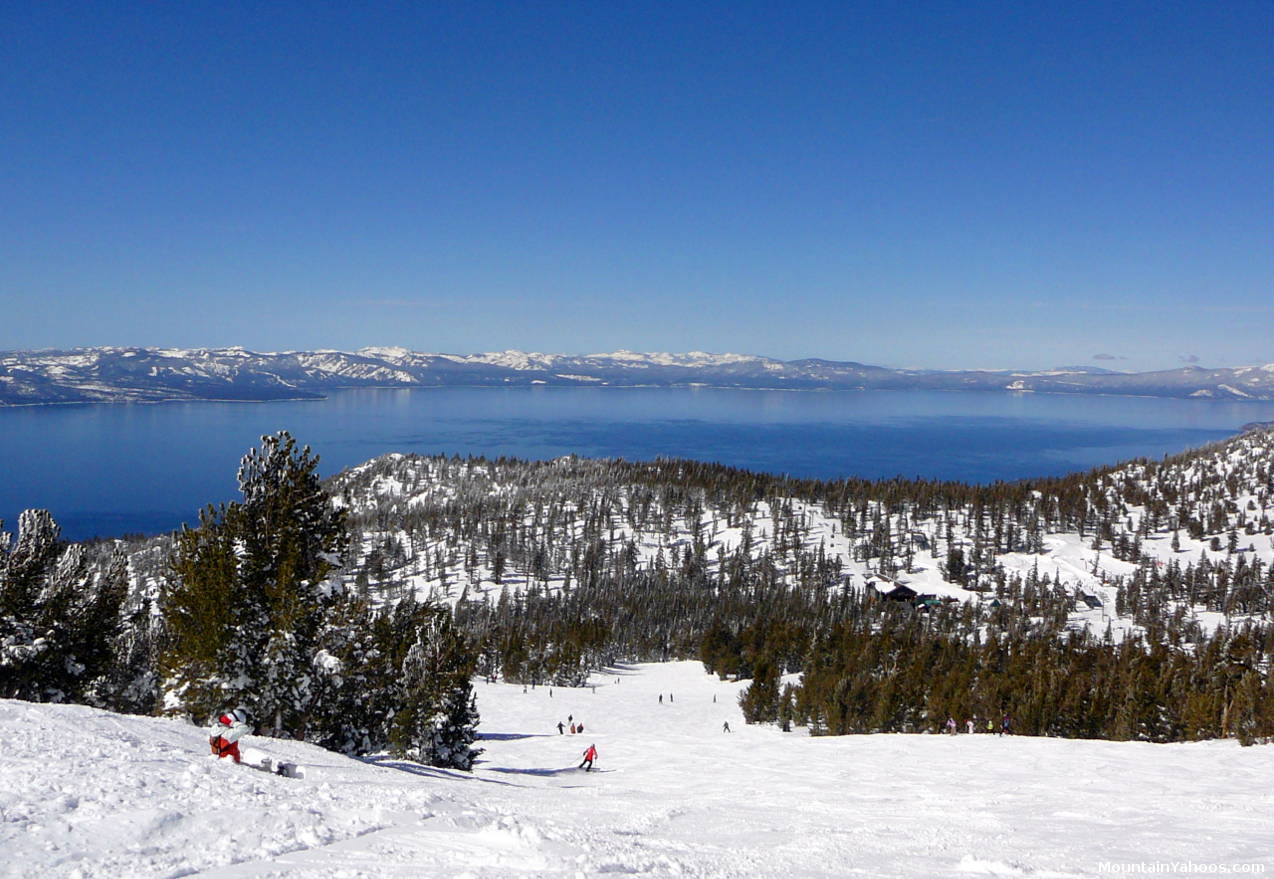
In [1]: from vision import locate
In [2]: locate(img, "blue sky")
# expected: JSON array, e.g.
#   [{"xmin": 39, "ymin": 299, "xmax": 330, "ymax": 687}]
[{"xmin": 2, "ymin": 1, "xmax": 1272, "ymax": 370}]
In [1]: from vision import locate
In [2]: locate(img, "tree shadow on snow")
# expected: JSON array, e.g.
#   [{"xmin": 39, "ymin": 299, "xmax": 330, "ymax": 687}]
[
  {"xmin": 485, "ymin": 766, "xmax": 580, "ymax": 778},
  {"xmin": 477, "ymin": 732, "xmax": 549, "ymax": 741},
  {"xmin": 359, "ymin": 755, "xmax": 521, "ymax": 787}
]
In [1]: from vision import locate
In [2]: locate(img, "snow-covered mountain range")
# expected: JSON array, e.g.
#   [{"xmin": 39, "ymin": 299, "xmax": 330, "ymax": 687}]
[{"xmin": 4, "ymin": 346, "xmax": 1274, "ymax": 405}]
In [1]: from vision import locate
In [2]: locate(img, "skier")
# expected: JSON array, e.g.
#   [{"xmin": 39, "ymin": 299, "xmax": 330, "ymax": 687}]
[
  {"xmin": 1001, "ymin": 714, "xmax": 1012, "ymax": 736},
  {"xmin": 570, "ymin": 722, "xmax": 576, "ymax": 734},
  {"xmin": 723, "ymin": 721, "xmax": 731, "ymax": 733},
  {"xmin": 557, "ymin": 721, "xmax": 565, "ymax": 735},
  {"xmin": 966, "ymin": 718, "xmax": 974, "ymax": 735},
  {"xmin": 579, "ymin": 743, "xmax": 598, "ymax": 771},
  {"xmin": 209, "ymin": 708, "xmax": 252, "ymax": 764},
  {"xmin": 986, "ymin": 718, "xmax": 995, "ymax": 734},
  {"xmin": 659, "ymin": 694, "xmax": 663, "ymax": 704},
  {"xmin": 945, "ymin": 716, "xmax": 957, "ymax": 735},
  {"xmin": 577, "ymin": 721, "xmax": 584, "ymax": 733}
]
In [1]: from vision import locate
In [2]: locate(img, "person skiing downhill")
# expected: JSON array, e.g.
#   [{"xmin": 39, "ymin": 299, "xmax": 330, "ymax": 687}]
[
  {"xmin": 209, "ymin": 708, "xmax": 252, "ymax": 763},
  {"xmin": 579, "ymin": 743, "xmax": 598, "ymax": 771}
]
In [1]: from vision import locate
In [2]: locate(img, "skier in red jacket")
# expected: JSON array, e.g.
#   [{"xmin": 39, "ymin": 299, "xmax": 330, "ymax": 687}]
[
  {"xmin": 209, "ymin": 708, "xmax": 252, "ymax": 763},
  {"xmin": 579, "ymin": 743, "xmax": 598, "ymax": 771}
]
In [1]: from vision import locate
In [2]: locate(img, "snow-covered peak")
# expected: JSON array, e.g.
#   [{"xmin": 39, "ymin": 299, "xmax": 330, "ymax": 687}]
[
  {"xmin": 356, "ymin": 346, "xmax": 412, "ymax": 360},
  {"xmin": 585, "ymin": 350, "xmax": 765, "ymax": 367},
  {"xmin": 461, "ymin": 350, "xmax": 559, "ymax": 370}
]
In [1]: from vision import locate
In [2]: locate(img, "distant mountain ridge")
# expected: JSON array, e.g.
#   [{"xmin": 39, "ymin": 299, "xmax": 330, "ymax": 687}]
[{"xmin": 3, "ymin": 346, "xmax": 1274, "ymax": 405}]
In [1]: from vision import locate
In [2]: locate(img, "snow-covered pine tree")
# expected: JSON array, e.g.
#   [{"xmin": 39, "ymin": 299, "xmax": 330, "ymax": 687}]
[
  {"xmin": 0, "ymin": 510, "xmax": 129, "ymax": 703},
  {"xmin": 0, "ymin": 509, "xmax": 61, "ymax": 623},
  {"xmin": 93, "ymin": 550, "xmax": 163, "ymax": 716},
  {"xmin": 390, "ymin": 604, "xmax": 482, "ymax": 770},
  {"xmin": 306, "ymin": 592, "xmax": 384, "ymax": 754},
  {"xmin": 235, "ymin": 431, "xmax": 347, "ymax": 735},
  {"xmin": 161, "ymin": 432, "xmax": 347, "ymax": 734}
]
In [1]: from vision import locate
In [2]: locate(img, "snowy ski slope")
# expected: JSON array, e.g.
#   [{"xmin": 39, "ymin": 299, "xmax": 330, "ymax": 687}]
[{"xmin": 3, "ymin": 661, "xmax": 1272, "ymax": 877}]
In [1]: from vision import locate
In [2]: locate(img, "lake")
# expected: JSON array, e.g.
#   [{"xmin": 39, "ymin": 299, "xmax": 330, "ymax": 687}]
[{"xmin": 2, "ymin": 387, "xmax": 1271, "ymax": 541}]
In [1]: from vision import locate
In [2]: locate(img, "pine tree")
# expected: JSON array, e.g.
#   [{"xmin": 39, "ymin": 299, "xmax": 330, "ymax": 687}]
[
  {"xmin": 161, "ymin": 432, "xmax": 347, "ymax": 734},
  {"xmin": 235, "ymin": 431, "xmax": 348, "ymax": 735},
  {"xmin": 306, "ymin": 592, "xmax": 383, "ymax": 754},
  {"xmin": 161, "ymin": 505, "xmax": 250, "ymax": 718},
  {"xmin": 0, "ymin": 511, "xmax": 129, "ymax": 703},
  {"xmin": 739, "ymin": 653, "xmax": 781, "ymax": 723},
  {"xmin": 390, "ymin": 605, "xmax": 482, "ymax": 769}
]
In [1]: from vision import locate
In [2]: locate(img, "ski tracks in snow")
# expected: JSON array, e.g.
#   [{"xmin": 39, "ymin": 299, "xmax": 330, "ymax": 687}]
[{"xmin": 5, "ymin": 663, "xmax": 1274, "ymax": 877}]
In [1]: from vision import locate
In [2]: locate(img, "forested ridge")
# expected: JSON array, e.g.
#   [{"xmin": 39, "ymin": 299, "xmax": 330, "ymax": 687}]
[{"xmin": 4, "ymin": 428, "xmax": 1274, "ymax": 751}]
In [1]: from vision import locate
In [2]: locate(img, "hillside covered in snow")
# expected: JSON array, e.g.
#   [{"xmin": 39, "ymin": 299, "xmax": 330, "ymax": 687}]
[
  {"xmin": 5, "ymin": 425, "xmax": 1274, "ymax": 873},
  {"xmin": 325, "ymin": 425, "xmax": 1274, "ymax": 640},
  {"xmin": 4, "ymin": 661, "xmax": 1271, "ymax": 878},
  {"xmin": 32, "ymin": 425, "xmax": 1261, "ymax": 748},
  {"xmin": 5, "ymin": 345, "xmax": 1274, "ymax": 404}
]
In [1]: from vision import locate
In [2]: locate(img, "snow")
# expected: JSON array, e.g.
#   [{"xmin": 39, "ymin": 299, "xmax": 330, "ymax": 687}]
[
  {"xmin": 362, "ymin": 458, "xmax": 1177, "ymax": 633},
  {"xmin": 1219, "ymin": 384, "xmax": 1253, "ymax": 398},
  {"xmin": 461, "ymin": 350, "xmax": 559, "ymax": 371},
  {"xmin": 357, "ymin": 346, "xmax": 412, "ymax": 360},
  {"xmin": 3, "ymin": 661, "xmax": 1272, "ymax": 877},
  {"xmin": 585, "ymin": 350, "xmax": 763, "ymax": 368}
]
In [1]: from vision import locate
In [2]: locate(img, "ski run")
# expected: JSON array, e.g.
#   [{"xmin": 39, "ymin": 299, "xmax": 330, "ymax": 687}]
[{"xmin": 3, "ymin": 660, "xmax": 1272, "ymax": 878}]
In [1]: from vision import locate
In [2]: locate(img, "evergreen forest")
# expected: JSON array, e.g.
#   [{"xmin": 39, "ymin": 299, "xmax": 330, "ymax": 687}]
[{"xmin": 4, "ymin": 426, "xmax": 1274, "ymax": 756}]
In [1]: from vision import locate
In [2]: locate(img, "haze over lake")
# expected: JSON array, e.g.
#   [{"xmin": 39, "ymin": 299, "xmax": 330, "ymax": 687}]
[{"xmin": 4, "ymin": 387, "xmax": 1271, "ymax": 542}]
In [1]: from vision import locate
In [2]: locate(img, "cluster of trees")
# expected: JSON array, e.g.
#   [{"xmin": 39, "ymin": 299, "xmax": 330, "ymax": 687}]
[
  {"xmin": 1, "ymin": 432, "xmax": 480, "ymax": 770},
  {"xmin": 720, "ymin": 601, "xmax": 1274, "ymax": 745},
  {"xmin": 329, "ymin": 432, "xmax": 1274, "ymax": 744},
  {"xmin": 0, "ymin": 510, "xmax": 144, "ymax": 708},
  {"xmin": 304, "ymin": 593, "xmax": 479, "ymax": 767},
  {"xmin": 334, "ymin": 439, "xmax": 1274, "ymax": 629}
]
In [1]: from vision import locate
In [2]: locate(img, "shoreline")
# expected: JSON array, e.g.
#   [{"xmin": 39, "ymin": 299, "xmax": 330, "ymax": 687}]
[
  {"xmin": 7, "ymin": 382, "xmax": 1274, "ymax": 409},
  {"xmin": 5, "ymin": 423, "xmax": 1267, "ymax": 545}
]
